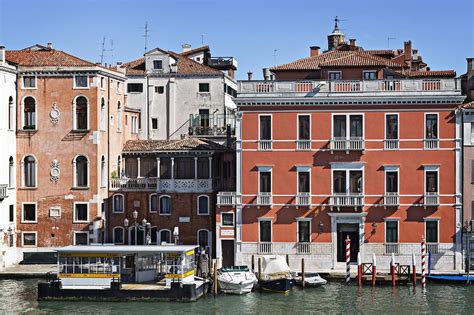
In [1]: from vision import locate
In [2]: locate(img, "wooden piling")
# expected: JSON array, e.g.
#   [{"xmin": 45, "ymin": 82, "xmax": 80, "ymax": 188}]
[
  {"xmin": 286, "ymin": 254, "xmax": 289, "ymax": 266},
  {"xmin": 301, "ymin": 258, "xmax": 305, "ymax": 289},
  {"xmin": 208, "ymin": 256, "xmax": 212, "ymax": 279},
  {"xmin": 258, "ymin": 258, "xmax": 262, "ymax": 281},
  {"xmin": 372, "ymin": 253, "xmax": 377, "ymax": 287},
  {"xmin": 251, "ymin": 255, "xmax": 255, "ymax": 272},
  {"xmin": 213, "ymin": 259, "xmax": 218, "ymax": 296}
]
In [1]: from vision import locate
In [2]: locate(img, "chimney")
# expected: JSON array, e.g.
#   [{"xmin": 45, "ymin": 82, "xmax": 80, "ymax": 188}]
[
  {"xmin": 349, "ymin": 38, "xmax": 356, "ymax": 47},
  {"xmin": 247, "ymin": 71, "xmax": 253, "ymax": 81},
  {"xmin": 404, "ymin": 41, "xmax": 412, "ymax": 63},
  {"xmin": 0, "ymin": 45, "xmax": 5, "ymax": 64},
  {"xmin": 47, "ymin": 42, "xmax": 53, "ymax": 50},
  {"xmin": 262, "ymin": 68, "xmax": 272, "ymax": 80},
  {"xmin": 467, "ymin": 58, "xmax": 474, "ymax": 79},
  {"xmin": 182, "ymin": 43, "xmax": 191, "ymax": 53},
  {"xmin": 310, "ymin": 46, "xmax": 320, "ymax": 57}
]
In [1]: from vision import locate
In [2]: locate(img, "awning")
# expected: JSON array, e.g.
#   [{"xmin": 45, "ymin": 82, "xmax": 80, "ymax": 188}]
[{"xmin": 225, "ymin": 94, "xmax": 237, "ymax": 110}]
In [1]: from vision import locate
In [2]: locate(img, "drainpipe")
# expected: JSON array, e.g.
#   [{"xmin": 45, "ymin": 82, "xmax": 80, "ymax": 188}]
[
  {"xmin": 146, "ymin": 75, "xmax": 150, "ymax": 139},
  {"xmin": 106, "ymin": 76, "xmax": 111, "ymax": 243}
]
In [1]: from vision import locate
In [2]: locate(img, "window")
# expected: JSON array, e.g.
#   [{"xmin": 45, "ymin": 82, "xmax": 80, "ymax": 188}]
[
  {"xmin": 125, "ymin": 158, "xmax": 138, "ymax": 178},
  {"xmin": 199, "ymin": 83, "xmax": 210, "ymax": 93},
  {"xmin": 298, "ymin": 170, "xmax": 310, "ymax": 193},
  {"xmin": 23, "ymin": 155, "xmax": 36, "ymax": 187},
  {"xmin": 74, "ymin": 155, "xmax": 89, "ymax": 187},
  {"xmin": 74, "ymin": 203, "xmax": 89, "ymax": 222},
  {"xmin": 425, "ymin": 220, "xmax": 439, "ymax": 243},
  {"xmin": 159, "ymin": 229, "xmax": 171, "ymax": 244},
  {"xmin": 298, "ymin": 220, "xmax": 311, "ymax": 243},
  {"xmin": 259, "ymin": 219, "xmax": 272, "ymax": 242},
  {"xmin": 113, "ymin": 227, "xmax": 124, "ymax": 244},
  {"xmin": 385, "ymin": 220, "xmax": 398, "ymax": 243},
  {"xmin": 259, "ymin": 171, "xmax": 271, "ymax": 193},
  {"xmin": 8, "ymin": 96, "xmax": 14, "ymax": 130},
  {"xmin": 22, "ymin": 203, "xmax": 36, "ymax": 223},
  {"xmin": 100, "ymin": 77, "xmax": 105, "ymax": 89},
  {"xmin": 259, "ymin": 115, "xmax": 271, "ymax": 141},
  {"xmin": 333, "ymin": 114, "xmax": 363, "ymax": 139},
  {"xmin": 113, "ymin": 194, "xmax": 124, "ymax": 213},
  {"xmin": 9, "ymin": 156, "xmax": 14, "ymax": 187},
  {"xmin": 197, "ymin": 157, "xmax": 210, "ymax": 179},
  {"xmin": 150, "ymin": 194, "xmax": 158, "ymax": 213},
  {"xmin": 385, "ymin": 169, "xmax": 399, "ymax": 194},
  {"xmin": 100, "ymin": 156, "xmax": 106, "ymax": 187},
  {"xmin": 117, "ymin": 156, "xmax": 122, "ymax": 178},
  {"xmin": 174, "ymin": 157, "xmax": 194, "ymax": 179},
  {"xmin": 74, "ymin": 96, "xmax": 88, "ymax": 130},
  {"xmin": 328, "ymin": 71, "xmax": 342, "ymax": 80},
  {"xmin": 198, "ymin": 195, "xmax": 209, "ymax": 215},
  {"xmin": 155, "ymin": 86, "xmax": 164, "ymax": 94},
  {"xmin": 199, "ymin": 109, "xmax": 210, "ymax": 131},
  {"xmin": 23, "ymin": 96, "xmax": 36, "ymax": 130},
  {"xmin": 153, "ymin": 60, "xmax": 163, "ymax": 70},
  {"xmin": 74, "ymin": 75, "xmax": 89, "ymax": 88},
  {"xmin": 160, "ymin": 158, "xmax": 171, "ymax": 179},
  {"xmin": 363, "ymin": 71, "xmax": 377, "ymax": 80},
  {"xmin": 222, "ymin": 213, "xmax": 234, "ymax": 226},
  {"xmin": 159, "ymin": 196, "xmax": 171, "ymax": 215},
  {"xmin": 152, "ymin": 118, "xmax": 158, "ymax": 129},
  {"xmin": 74, "ymin": 232, "xmax": 88, "ymax": 245},
  {"xmin": 425, "ymin": 114, "xmax": 438, "ymax": 139},
  {"xmin": 22, "ymin": 232, "xmax": 37, "ymax": 247},
  {"xmin": 197, "ymin": 229, "xmax": 211, "ymax": 252},
  {"xmin": 100, "ymin": 98, "xmax": 106, "ymax": 131},
  {"xmin": 425, "ymin": 170, "xmax": 438, "ymax": 193},
  {"xmin": 332, "ymin": 170, "xmax": 363, "ymax": 194},
  {"xmin": 127, "ymin": 83, "xmax": 143, "ymax": 93},
  {"xmin": 117, "ymin": 101, "xmax": 122, "ymax": 132},
  {"xmin": 298, "ymin": 115, "xmax": 310, "ymax": 140},
  {"xmin": 23, "ymin": 76, "xmax": 36, "ymax": 88},
  {"xmin": 385, "ymin": 114, "xmax": 398, "ymax": 140},
  {"xmin": 131, "ymin": 116, "xmax": 138, "ymax": 134},
  {"xmin": 9, "ymin": 205, "xmax": 14, "ymax": 223},
  {"xmin": 117, "ymin": 82, "xmax": 121, "ymax": 93}
]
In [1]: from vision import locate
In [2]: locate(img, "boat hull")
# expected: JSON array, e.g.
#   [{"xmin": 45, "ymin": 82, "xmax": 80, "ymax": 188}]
[
  {"xmin": 259, "ymin": 278, "xmax": 295, "ymax": 293},
  {"xmin": 219, "ymin": 279, "xmax": 255, "ymax": 295}
]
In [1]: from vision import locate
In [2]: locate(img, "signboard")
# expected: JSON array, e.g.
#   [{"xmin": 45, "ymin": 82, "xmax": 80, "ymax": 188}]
[{"xmin": 179, "ymin": 217, "xmax": 190, "ymax": 223}]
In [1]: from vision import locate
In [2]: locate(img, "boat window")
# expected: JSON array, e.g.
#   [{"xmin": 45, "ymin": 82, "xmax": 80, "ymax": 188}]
[{"xmin": 58, "ymin": 255, "xmax": 120, "ymax": 275}]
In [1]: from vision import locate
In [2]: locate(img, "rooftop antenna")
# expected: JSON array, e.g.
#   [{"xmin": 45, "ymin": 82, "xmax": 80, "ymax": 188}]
[
  {"xmin": 387, "ymin": 37, "xmax": 396, "ymax": 49},
  {"xmin": 273, "ymin": 49, "xmax": 279, "ymax": 64},
  {"xmin": 143, "ymin": 22, "xmax": 150, "ymax": 54},
  {"xmin": 109, "ymin": 39, "xmax": 114, "ymax": 65},
  {"xmin": 201, "ymin": 33, "xmax": 206, "ymax": 45},
  {"xmin": 100, "ymin": 36, "xmax": 106, "ymax": 65}
]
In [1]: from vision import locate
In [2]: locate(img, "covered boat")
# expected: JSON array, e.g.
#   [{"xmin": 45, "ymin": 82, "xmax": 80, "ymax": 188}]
[
  {"xmin": 295, "ymin": 272, "xmax": 327, "ymax": 287},
  {"xmin": 217, "ymin": 266, "xmax": 257, "ymax": 294},
  {"xmin": 259, "ymin": 255, "xmax": 295, "ymax": 293}
]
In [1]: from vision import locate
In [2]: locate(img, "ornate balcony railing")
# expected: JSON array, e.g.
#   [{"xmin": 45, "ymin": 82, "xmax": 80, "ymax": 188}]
[
  {"xmin": 258, "ymin": 242, "xmax": 273, "ymax": 254},
  {"xmin": 217, "ymin": 192, "xmax": 237, "ymax": 206},
  {"xmin": 188, "ymin": 114, "xmax": 235, "ymax": 137},
  {"xmin": 424, "ymin": 139, "xmax": 439, "ymax": 150},
  {"xmin": 296, "ymin": 193, "xmax": 311, "ymax": 206},
  {"xmin": 384, "ymin": 139, "xmax": 399, "ymax": 150},
  {"xmin": 257, "ymin": 192, "xmax": 272, "ymax": 206},
  {"xmin": 424, "ymin": 192, "xmax": 440, "ymax": 206},
  {"xmin": 296, "ymin": 140, "xmax": 311, "ymax": 151},
  {"xmin": 330, "ymin": 137, "xmax": 364, "ymax": 151},
  {"xmin": 110, "ymin": 178, "xmax": 212, "ymax": 193},
  {"xmin": 258, "ymin": 140, "xmax": 272, "ymax": 151},
  {"xmin": 330, "ymin": 193, "xmax": 364, "ymax": 209},
  {"xmin": 296, "ymin": 242, "xmax": 311, "ymax": 254},
  {"xmin": 384, "ymin": 193, "xmax": 400, "ymax": 207}
]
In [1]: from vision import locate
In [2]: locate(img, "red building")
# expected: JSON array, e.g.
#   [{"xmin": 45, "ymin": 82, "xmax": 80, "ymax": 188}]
[{"xmin": 216, "ymin": 21, "xmax": 465, "ymax": 271}]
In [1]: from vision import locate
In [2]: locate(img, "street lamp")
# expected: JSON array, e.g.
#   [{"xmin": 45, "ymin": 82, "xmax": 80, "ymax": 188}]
[{"xmin": 123, "ymin": 210, "xmax": 152, "ymax": 245}]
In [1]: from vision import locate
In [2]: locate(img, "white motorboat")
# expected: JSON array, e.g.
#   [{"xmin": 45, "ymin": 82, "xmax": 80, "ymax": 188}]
[
  {"xmin": 295, "ymin": 272, "xmax": 327, "ymax": 287},
  {"xmin": 217, "ymin": 266, "xmax": 257, "ymax": 294}
]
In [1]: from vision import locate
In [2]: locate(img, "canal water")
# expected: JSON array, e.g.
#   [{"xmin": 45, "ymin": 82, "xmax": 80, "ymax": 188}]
[{"xmin": 1, "ymin": 279, "xmax": 473, "ymax": 314}]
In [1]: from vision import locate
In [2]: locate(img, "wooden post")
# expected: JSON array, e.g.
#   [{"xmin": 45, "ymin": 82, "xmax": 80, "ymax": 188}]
[
  {"xmin": 208, "ymin": 256, "xmax": 212, "ymax": 279},
  {"xmin": 258, "ymin": 258, "xmax": 262, "ymax": 281},
  {"xmin": 391, "ymin": 253, "xmax": 396, "ymax": 287},
  {"xmin": 372, "ymin": 253, "xmax": 377, "ymax": 287},
  {"xmin": 301, "ymin": 258, "xmax": 305, "ymax": 289},
  {"xmin": 213, "ymin": 259, "xmax": 218, "ymax": 296},
  {"xmin": 357, "ymin": 252, "xmax": 362, "ymax": 287},
  {"xmin": 286, "ymin": 254, "xmax": 289, "ymax": 266},
  {"xmin": 252, "ymin": 255, "xmax": 255, "ymax": 272},
  {"xmin": 412, "ymin": 253, "xmax": 417, "ymax": 286}
]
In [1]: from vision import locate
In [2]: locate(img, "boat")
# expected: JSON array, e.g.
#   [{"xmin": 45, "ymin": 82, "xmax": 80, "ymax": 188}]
[
  {"xmin": 217, "ymin": 266, "xmax": 257, "ymax": 294},
  {"xmin": 258, "ymin": 255, "xmax": 295, "ymax": 293},
  {"xmin": 294, "ymin": 272, "xmax": 327, "ymax": 287},
  {"xmin": 426, "ymin": 274, "xmax": 474, "ymax": 283}
]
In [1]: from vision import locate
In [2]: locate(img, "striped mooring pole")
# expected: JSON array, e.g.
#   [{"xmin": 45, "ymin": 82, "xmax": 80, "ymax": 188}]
[
  {"xmin": 357, "ymin": 252, "xmax": 362, "ymax": 287},
  {"xmin": 421, "ymin": 237, "xmax": 427, "ymax": 288},
  {"xmin": 391, "ymin": 253, "xmax": 396, "ymax": 287},
  {"xmin": 412, "ymin": 253, "xmax": 417, "ymax": 286},
  {"xmin": 346, "ymin": 235, "xmax": 351, "ymax": 285},
  {"xmin": 372, "ymin": 253, "xmax": 377, "ymax": 287}
]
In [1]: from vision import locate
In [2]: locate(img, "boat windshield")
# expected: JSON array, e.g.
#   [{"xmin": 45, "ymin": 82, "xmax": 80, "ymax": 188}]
[{"xmin": 59, "ymin": 256, "xmax": 120, "ymax": 275}]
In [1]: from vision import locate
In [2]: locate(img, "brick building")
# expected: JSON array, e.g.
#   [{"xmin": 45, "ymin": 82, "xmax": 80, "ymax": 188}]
[{"xmin": 216, "ymin": 21, "xmax": 465, "ymax": 271}]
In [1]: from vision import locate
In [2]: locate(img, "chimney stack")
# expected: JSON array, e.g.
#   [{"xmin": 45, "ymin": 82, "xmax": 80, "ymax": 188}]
[
  {"xmin": 182, "ymin": 43, "xmax": 191, "ymax": 53},
  {"xmin": 0, "ymin": 45, "xmax": 5, "ymax": 64},
  {"xmin": 262, "ymin": 68, "xmax": 272, "ymax": 80},
  {"xmin": 349, "ymin": 38, "xmax": 356, "ymax": 47},
  {"xmin": 47, "ymin": 42, "xmax": 53, "ymax": 50},
  {"xmin": 404, "ymin": 41, "xmax": 412, "ymax": 65},
  {"xmin": 310, "ymin": 46, "xmax": 320, "ymax": 57},
  {"xmin": 467, "ymin": 58, "xmax": 474, "ymax": 79},
  {"xmin": 247, "ymin": 71, "xmax": 253, "ymax": 81}
]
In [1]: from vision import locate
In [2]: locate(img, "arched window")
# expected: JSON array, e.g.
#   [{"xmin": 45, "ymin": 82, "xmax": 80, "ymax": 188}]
[
  {"xmin": 74, "ymin": 155, "xmax": 89, "ymax": 187},
  {"xmin": 100, "ymin": 155, "xmax": 106, "ymax": 187},
  {"xmin": 149, "ymin": 194, "xmax": 158, "ymax": 213},
  {"xmin": 100, "ymin": 98, "xmax": 106, "ymax": 131},
  {"xmin": 113, "ymin": 194, "xmax": 124, "ymax": 213},
  {"xmin": 23, "ymin": 96, "xmax": 36, "ymax": 130},
  {"xmin": 113, "ymin": 226, "xmax": 124, "ymax": 244},
  {"xmin": 23, "ymin": 155, "xmax": 36, "ymax": 187},
  {"xmin": 9, "ymin": 156, "xmax": 14, "ymax": 187},
  {"xmin": 198, "ymin": 195, "xmax": 209, "ymax": 215},
  {"xmin": 74, "ymin": 96, "xmax": 88, "ymax": 130},
  {"xmin": 8, "ymin": 96, "xmax": 14, "ymax": 130},
  {"xmin": 159, "ymin": 229, "xmax": 171, "ymax": 244},
  {"xmin": 159, "ymin": 196, "xmax": 171, "ymax": 215},
  {"xmin": 198, "ymin": 229, "xmax": 211, "ymax": 254},
  {"xmin": 117, "ymin": 101, "xmax": 122, "ymax": 132}
]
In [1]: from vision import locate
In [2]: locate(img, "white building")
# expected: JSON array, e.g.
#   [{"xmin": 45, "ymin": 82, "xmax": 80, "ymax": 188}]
[
  {"xmin": 0, "ymin": 45, "xmax": 18, "ymax": 268},
  {"xmin": 123, "ymin": 45, "xmax": 238, "ymax": 141}
]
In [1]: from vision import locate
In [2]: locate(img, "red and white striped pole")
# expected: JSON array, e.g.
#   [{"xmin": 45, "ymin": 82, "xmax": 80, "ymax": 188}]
[
  {"xmin": 372, "ymin": 253, "xmax": 377, "ymax": 287},
  {"xmin": 412, "ymin": 253, "xmax": 417, "ymax": 286},
  {"xmin": 391, "ymin": 253, "xmax": 396, "ymax": 287},
  {"xmin": 346, "ymin": 236, "xmax": 351, "ymax": 285},
  {"xmin": 421, "ymin": 237, "xmax": 426, "ymax": 288},
  {"xmin": 357, "ymin": 252, "xmax": 362, "ymax": 287}
]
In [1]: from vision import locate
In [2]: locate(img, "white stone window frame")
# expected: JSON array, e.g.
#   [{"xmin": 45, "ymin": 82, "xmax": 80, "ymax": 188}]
[
  {"xmin": 296, "ymin": 113, "xmax": 311, "ymax": 141},
  {"xmin": 424, "ymin": 217, "xmax": 440, "ymax": 243},
  {"xmin": 330, "ymin": 162, "xmax": 365, "ymax": 195},
  {"xmin": 257, "ymin": 165, "xmax": 272, "ymax": 194},
  {"xmin": 21, "ymin": 75, "xmax": 37, "ymax": 89},
  {"xmin": 100, "ymin": 97, "xmax": 106, "ymax": 131},
  {"xmin": 72, "ymin": 154, "xmax": 90, "ymax": 188},
  {"xmin": 159, "ymin": 195, "xmax": 172, "ymax": 216},
  {"xmin": 8, "ymin": 96, "xmax": 15, "ymax": 131},
  {"xmin": 296, "ymin": 217, "xmax": 312, "ymax": 243},
  {"xmin": 296, "ymin": 166, "xmax": 311, "ymax": 195},
  {"xmin": 424, "ymin": 112, "xmax": 439, "ymax": 140},
  {"xmin": 73, "ymin": 202, "xmax": 89, "ymax": 223},
  {"xmin": 100, "ymin": 155, "xmax": 107, "ymax": 188},
  {"xmin": 21, "ymin": 95, "xmax": 38, "ymax": 131},
  {"xmin": 383, "ymin": 165, "xmax": 400, "ymax": 195},
  {"xmin": 8, "ymin": 156, "xmax": 15, "ymax": 188},
  {"xmin": 113, "ymin": 226, "xmax": 125, "ymax": 244},
  {"xmin": 384, "ymin": 218, "xmax": 400, "ymax": 243},
  {"xmin": 258, "ymin": 217, "xmax": 273, "ymax": 243},
  {"xmin": 149, "ymin": 193, "xmax": 158, "ymax": 213},
  {"xmin": 116, "ymin": 81, "xmax": 121, "ymax": 94},
  {"xmin": 197, "ymin": 195, "xmax": 210, "ymax": 216},
  {"xmin": 153, "ymin": 59, "xmax": 163, "ymax": 70},
  {"xmin": 328, "ymin": 71, "xmax": 342, "ymax": 80},
  {"xmin": 73, "ymin": 75, "xmax": 90, "ymax": 89},
  {"xmin": 258, "ymin": 114, "xmax": 272, "ymax": 142},
  {"xmin": 423, "ymin": 165, "xmax": 440, "ymax": 195},
  {"xmin": 73, "ymin": 231, "xmax": 89, "ymax": 245},
  {"xmin": 21, "ymin": 202, "xmax": 37, "ymax": 223},
  {"xmin": 21, "ymin": 231, "xmax": 37, "ymax": 247},
  {"xmin": 49, "ymin": 206, "xmax": 61, "ymax": 218},
  {"xmin": 362, "ymin": 70, "xmax": 377, "ymax": 80},
  {"xmin": 158, "ymin": 229, "xmax": 172, "ymax": 244},
  {"xmin": 100, "ymin": 77, "xmax": 105, "ymax": 90},
  {"xmin": 221, "ymin": 212, "xmax": 235, "ymax": 227},
  {"xmin": 21, "ymin": 154, "xmax": 38, "ymax": 188},
  {"xmin": 112, "ymin": 194, "xmax": 125, "ymax": 213},
  {"xmin": 72, "ymin": 95, "xmax": 90, "ymax": 131},
  {"xmin": 198, "ymin": 82, "xmax": 210, "ymax": 93},
  {"xmin": 384, "ymin": 113, "xmax": 400, "ymax": 141},
  {"xmin": 331, "ymin": 113, "xmax": 365, "ymax": 141},
  {"xmin": 117, "ymin": 101, "xmax": 122, "ymax": 132}
]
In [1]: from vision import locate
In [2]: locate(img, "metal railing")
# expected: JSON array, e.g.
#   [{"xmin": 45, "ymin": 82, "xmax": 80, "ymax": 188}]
[
  {"xmin": 330, "ymin": 193, "xmax": 364, "ymax": 208},
  {"xmin": 427, "ymin": 243, "xmax": 440, "ymax": 254},
  {"xmin": 385, "ymin": 243, "xmax": 400, "ymax": 255},
  {"xmin": 384, "ymin": 139, "xmax": 399, "ymax": 150},
  {"xmin": 0, "ymin": 185, "xmax": 7, "ymax": 199},
  {"xmin": 330, "ymin": 137, "xmax": 364, "ymax": 151},
  {"xmin": 296, "ymin": 242, "xmax": 311, "ymax": 254},
  {"xmin": 424, "ymin": 139, "xmax": 439, "ymax": 149},
  {"xmin": 208, "ymin": 57, "xmax": 238, "ymax": 69},
  {"xmin": 217, "ymin": 192, "xmax": 237, "ymax": 206},
  {"xmin": 110, "ymin": 178, "xmax": 157, "ymax": 190},
  {"xmin": 188, "ymin": 114, "xmax": 235, "ymax": 136},
  {"xmin": 258, "ymin": 140, "xmax": 272, "ymax": 151},
  {"xmin": 296, "ymin": 140, "xmax": 311, "ymax": 151},
  {"xmin": 384, "ymin": 193, "xmax": 400, "ymax": 206},
  {"xmin": 296, "ymin": 193, "xmax": 311, "ymax": 206},
  {"xmin": 424, "ymin": 192, "xmax": 440, "ymax": 206},
  {"xmin": 258, "ymin": 242, "xmax": 273, "ymax": 254},
  {"xmin": 110, "ymin": 178, "xmax": 212, "ymax": 193},
  {"xmin": 257, "ymin": 192, "xmax": 272, "ymax": 206}
]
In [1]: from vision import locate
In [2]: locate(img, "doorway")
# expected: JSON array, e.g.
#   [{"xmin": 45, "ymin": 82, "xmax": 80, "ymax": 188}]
[
  {"xmin": 337, "ymin": 223, "xmax": 359, "ymax": 262},
  {"xmin": 221, "ymin": 240, "xmax": 235, "ymax": 267}
]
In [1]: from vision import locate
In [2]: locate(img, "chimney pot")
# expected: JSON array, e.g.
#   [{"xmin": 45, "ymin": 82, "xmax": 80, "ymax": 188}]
[
  {"xmin": 467, "ymin": 58, "xmax": 474, "ymax": 78},
  {"xmin": 47, "ymin": 42, "xmax": 53, "ymax": 49},
  {"xmin": 404, "ymin": 40, "xmax": 412, "ymax": 64},
  {"xmin": 310, "ymin": 46, "xmax": 320, "ymax": 57},
  {"xmin": 349, "ymin": 38, "xmax": 356, "ymax": 47},
  {"xmin": 182, "ymin": 43, "xmax": 191, "ymax": 53},
  {"xmin": 247, "ymin": 71, "xmax": 253, "ymax": 81}
]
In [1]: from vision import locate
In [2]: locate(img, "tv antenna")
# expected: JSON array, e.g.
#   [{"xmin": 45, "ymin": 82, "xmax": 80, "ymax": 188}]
[
  {"xmin": 143, "ymin": 22, "xmax": 150, "ymax": 54},
  {"xmin": 100, "ymin": 36, "xmax": 106, "ymax": 65},
  {"xmin": 273, "ymin": 49, "xmax": 279, "ymax": 64},
  {"xmin": 387, "ymin": 37, "xmax": 396, "ymax": 49},
  {"xmin": 109, "ymin": 39, "xmax": 114, "ymax": 65},
  {"xmin": 201, "ymin": 33, "xmax": 206, "ymax": 45}
]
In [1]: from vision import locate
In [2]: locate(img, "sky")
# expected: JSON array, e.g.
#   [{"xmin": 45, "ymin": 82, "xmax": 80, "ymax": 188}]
[{"xmin": 0, "ymin": 0, "xmax": 473, "ymax": 80}]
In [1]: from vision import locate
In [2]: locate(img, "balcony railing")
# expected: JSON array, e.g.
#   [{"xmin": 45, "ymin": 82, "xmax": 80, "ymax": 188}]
[
  {"xmin": 189, "ymin": 114, "xmax": 235, "ymax": 137},
  {"xmin": 385, "ymin": 243, "xmax": 400, "ymax": 255},
  {"xmin": 330, "ymin": 193, "xmax": 364, "ymax": 209},
  {"xmin": 259, "ymin": 242, "xmax": 273, "ymax": 254},
  {"xmin": 0, "ymin": 185, "xmax": 8, "ymax": 199},
  {"xmin": 110, "ymin": 178, "xmax": 157, "ymax": 190},
  {"xmin": 258, "ymin": 140, "xmax": 272, "ymax": 151},
  {"xmin": 330, "ymin": 137, "xmax": 364, "ymax": 151},
  {"xmin": 110, "ymin": 178, "xmax": 212, "ymax": 193},
  {"xmin": 257, "ymin": 192, "xmax": 272, "ymax": 206},
  {"xmin": 384, "ymin": 139, "xmax": 399, "ymax": 150},
  {"xmin": 217, "ymin": 192, "xmax": 237, "ymax": 206},
  {"xmin": 207, "ymin": 56, "xmax": 238, "ymax": 70},
  {"xmin": 424, "ymin": 139, "xmax": 439, "ymax": 150},
  {"xmin": 333, "ymin": 80, "xmax": 361, "ymax": 92},
  {"xmin": 382, "ymin": 80, "xmax": 401, "ymax": 91},
  {"xmin": 296, "ymin": 193, "xmax": 311, "ymax": 206},
  {"xmin": 424, "ymin": 192, "xmax": 440, "ymax": 207},
  {"xmin": 296, "ymin": 139, "xmax": 311, "ymax": 151},
  {"xmin": 296, "ymin": 242, "xmax": 311, "ymax": 254},
  {"xmin": 426, "ymin": 243, "xmax": 440, "ymax": 254},
  {"xmin": 384, "ymin": 193, "xmax": 400, "ymax": 207}
]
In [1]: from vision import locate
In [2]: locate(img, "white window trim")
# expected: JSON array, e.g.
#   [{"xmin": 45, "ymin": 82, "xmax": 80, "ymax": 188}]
[
  {"xmin": 257, "ymin": 166, "xmax": 272, "ymax": 194},
  {"xmin": 8, "ymin": 156, "xmax": 15, "ymax": 188},
  {"xmin": 21, "ymin": 96, "xmax": 38, "ymax": 131},
  {"xmin": 197, "ymin": 195, "xmax": 210, "ymax": 215},
  {"xmin": 117, "ymin": 101, "xmax": 122, "ymax": 132},
  {"xmin": 72, "ymin": 95, "xmax": 90, "ymax": 130},
  {"xmin": 159, "ymin": 195, "xmax": 172, "ymax": 216},
  {"xmin": 21, "ymin": 231, "xmax": 37, "ymax": 247},
  {"xmin": 113, "ymin": 226, "xmax": 125, "ymax": 244},
  {"xmin": 384, "ymin": 218, "xmax": 400, "ymax": 243},
  {"xmin": 296, "ymin": 167, "xmax": 311, "ymax": 194},
  {"xmin": 383, "ymin": 165, "xmax": 400, "ymax": 194},
  {"xmin": 297, "ymin": 114, "xmax": 311, "ymax": 141},
  {"xmin": 100, "ymin": 97, "xmax": 106, "ymax": 131},
  {"xmin": 21, "ymin": 154, "xmax": 38, "ymax": 188},
  {"xmin": 112, "ymin": 194, "xmax": 125, "ymax": 213},
  {"xmin": 424, "ymin": 165, "xmax": 440, "ymax": 194},
  {"xmin": 296, "ymin": 217, "xmax": 312, "ymax": 243},
  {"xmin": 21, "ymin": 75, "xmax": 37, "ymax": 89},
  {"xmin": 116, "ymin": 81, "xmax": 121, "ymax": 94},
  {"xmin": 198, "ymin": 82, "xmax": 211, "ymax": 93},
  {"xmin": 73, "ymin": 75, "xmax": 90, "ymax": 89},
  {"xmin": 21, "ymin": 202, "xmax": 37, "ymax": 223},
  {"xmin": 149, "ymin": 193, "xmax": 158, "ymax": 213},
  {"xmin": 8, "ymin": 96, "xmax": 15, "ymax": 131},
  {"xmin": 328, "ymin": 71, "xmax": 342, "ymax": 80},
  {"xmin": 424, "ymin": 218, "xmax": 440, "ymax": 243},
  {"xmin": 158, "ymin": 229, "xmax": 172, "ymax": 244},
  {"xmin": 197, "ymin": 229, "xmax": 212, "ymax": 255},
  {"xmin": 100, "ymin": 77, "xmax": 105, "ymax": 90},
  {"xmin": 384, "ymin": 113, "xmax": 399, "ymax": 141},
  {"xmin": 258, "ymin": 114, "xmax": 272, "ymax": 142},
  {"xmin": 73, "ymin": 231, "xmax": 89, "ymax": 245},
  {"xmin": 221, "ymin": 212, "xmax": 235, "ymax": 227},
  {"xmin": 153, "ymin": 59, "xmax": 163, "ymax": 70},
  {"xmin": 258, "ymin": 217, "xmax": 273, "ymax": 243},
  {"xmin": 330, "ymin": 163, "xmax": 365, "ymax": 194},
  {"xmin": 73, "ymin": 202, "xmax": 89, "ymax": 223},
  {"xmin": 49, "ymin": 206, "xmax": 61, "ymax": 218},
  {"xmin": 424, "ymin": 112, "xmax": 439, "ymax": 140},
  {"xmin": 362, "ymin": 70, "xmax": 377, "ymax": 80},
  {"xmin": 73, "ymin": 155, "xmax": 90, "ymax": 188},
  {"xmin": 100, "ymin": 155, "xmax": 106, "ymax": 188},
  {"xmin": 331, "ymin": 113, "xmax": 365, "ymax": 140}
]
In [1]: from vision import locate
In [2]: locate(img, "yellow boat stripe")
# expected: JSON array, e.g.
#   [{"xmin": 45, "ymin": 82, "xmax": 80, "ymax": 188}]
[
  {"xmin": 164, "ymin": 269, "xmax": 195, "ymax": 278},
  {"xmin": 59, "ymin": 273, "xmax": 120, "ymax": 278}
]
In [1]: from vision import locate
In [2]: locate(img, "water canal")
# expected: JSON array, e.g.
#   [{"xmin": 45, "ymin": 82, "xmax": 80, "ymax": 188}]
[{"xmin": 1, "ymin": 279, "xmax": 473, "ymax": 314}]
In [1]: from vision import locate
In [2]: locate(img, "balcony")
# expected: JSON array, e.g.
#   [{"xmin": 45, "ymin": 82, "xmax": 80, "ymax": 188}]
[
  {"xmin": 110, "ymin": 178, "xmax": 212, "ymax": 193},
  {"xmin": 258, "ymin": 242, "xmax": 273, "ymax": 254},
  {"xmin": 330, "ymin": 137, "xmax": 364, "ymax": 152},
  {"xmin": 296, "ymin": 193, "xmax": 311, "ymax": 206},
  {"xmin": 257, "ymin": 192, "xmax": 272, "ymax": 206},
  {"xmin": 330, "ymin": 193, "xmax": 364, "ymax": 210},
  {"xmin": 426, "ymin": 243, "xmax": 440, "ymax": 254},
  {"xmin": 384, "ymin": 193, "xmax": 400, "ymax": 207},
  {"xmin": 0, "ymin": 185, "xmax": 8, "ymax": 200},
  {"xmin": 110, "ymin": 178, "xmax": 157, "ymax": 191},
  {"xmin": 296, "ymin": 140, "xmax": 311, "ymax": 151},
  {"xmin": 258, "ymin": 140, "xmax": 272, "ymax": 151},
  {"xmin": 189, "ymin": 114, "xmax": 235, "ymax": 137},
  {"xmin": 385, "ymin": 243, "xmax": 400, "ymax": 255},
  {"xmin": 384, "ymin": 139, "xmax": 399, "ymax": 150},
  {"xmin": 217, "ymin": 192, "xmax": 237, "ymax": 206},
  {"xmin": 424, "ymin": 192, "xmax": 440, "ymax": 207},
  {"xmin": 296, "ymin": 242, "xmax": 311, "ymax": 254},
  {"xmin": 424, "ymin": 139, "xmax": 439, "ymax": 150},
  {"xmin": 207, "ymin": 57, "xmax": 238, "ymax": 70}
]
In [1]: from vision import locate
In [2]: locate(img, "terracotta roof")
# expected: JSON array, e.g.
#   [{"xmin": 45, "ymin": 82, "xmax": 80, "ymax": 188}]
[
  {"xmin": 391, "ymin": 54, "xmax": 407, "ymax": 66},
  {"xmin": 123, "ymin": 57, "xmax": 146, "ymax": 76},
  {"xmin": 181, "ymin": 45, "xmax": 209, "ymax": 56},
  {"xmin": 458, "ymin": 101, "xmax": 474, "ymax": 109},
  {"xmin": 168, "ymin": 51, "xmax": 221, "ymax": 75},
  {"xmin": 365, "ymin": 49, "xmax": 395, "ymax": 56},
  {"xmin": 123, "ymin": 138, "xmax": 226, "ymax": 152},
  {"xmin": 5, "ymin": 49, "xmax": 96, "ymax": 67},
  {"xmin": 402, "ymin": 70, "xmax": 456, "ymax": 78}
]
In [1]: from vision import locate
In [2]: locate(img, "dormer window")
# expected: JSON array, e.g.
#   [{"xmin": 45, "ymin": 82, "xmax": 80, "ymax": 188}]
[
  {"xmin": 74, "ymin": 75, "xmax": 89, "ymax": 88},
  {"xmin": 153, "ymin": 60, "xmax": 163, "ymax": 70},
  {"xmin": 363, "ymin": 71, "xmax": 377, "ymax": 80}
]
